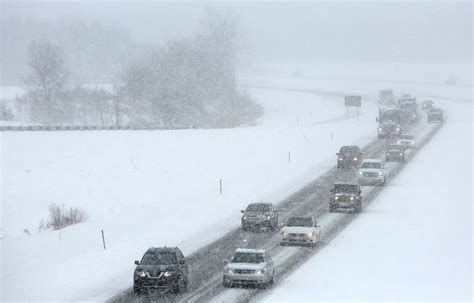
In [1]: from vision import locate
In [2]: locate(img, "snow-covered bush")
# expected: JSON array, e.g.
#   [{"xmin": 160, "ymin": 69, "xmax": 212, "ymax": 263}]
[{"xmin": 46, "ymin": 204, "xmax": 87, "ymax": 230}]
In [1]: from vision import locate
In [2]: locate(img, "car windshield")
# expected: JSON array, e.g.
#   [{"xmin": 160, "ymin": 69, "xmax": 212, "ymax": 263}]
[
  {"xmin": 140, "ymin": 251, "xmax": 177, "ymax": 265},
  {"xmin": 246, "ymin": 204, "xmax": 271, "ymax": 212},
  {"xmin": 231, "ymin": 252, "xmax": 264, "ymax": 264},
  {"xmin": 339, "ymin": 146, "xmax": 358, "ymax": 155},
  {"xmin": 286, "ymin": 217, "xmax": 314, "ymax": 227},
  {"xmin": 361, "ymin": 162, "xmax": 381, "ymax": 169},
  {"xmin": 334, "ymin": 184, "xmax": 359, "ymax": 193},
  {"xmin": 400, "ymin": 135, "xmax": 413, "ymax": 140}
]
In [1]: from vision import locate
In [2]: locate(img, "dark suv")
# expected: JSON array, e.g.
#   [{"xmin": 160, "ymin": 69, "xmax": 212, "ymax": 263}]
[
  {"xmin": 427, "ymin": 108, "xmax": 444, "ymax": 123},
  {"xmin": 241, "ymin": 202, "xmax": 279, "ymax": 231},
  {"xmin": 377, "ymin": 122, "xmax": 401, "ymax": 139},
  {"xmin": 337, "ymin": 146, "xmax": 362, "ymax": 168},
  {"xmin": 133, "ymin": 247, "xmax": 188, "ymax": 295},
  {"xmin": 329, "ymin": 182, "xmax": 362, "ymax": 213},
  {"xmin": 385, "ymin": 144, "xmax": 405, "ymax": 162}
]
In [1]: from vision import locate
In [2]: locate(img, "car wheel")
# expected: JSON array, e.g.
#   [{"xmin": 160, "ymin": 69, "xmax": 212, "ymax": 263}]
[
  {"xmin": 178, "ymin": 276, "xmax": 188, "ymax": 293},
  {"xmin": 133, "ymin": 285, "xmax": 143, "ymax": 295},
  {"xmin": 329, "ymin": 206, "xmax": 336, "ymax": 213}
]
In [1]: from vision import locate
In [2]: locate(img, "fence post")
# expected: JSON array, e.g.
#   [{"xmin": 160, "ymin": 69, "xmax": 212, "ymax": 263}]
[{"xmin": 101, "ymin": 230, "xmax": 106, "ymax": 250}]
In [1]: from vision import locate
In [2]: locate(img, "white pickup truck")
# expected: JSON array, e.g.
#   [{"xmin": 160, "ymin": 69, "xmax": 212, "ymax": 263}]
[{"xmin": 358, "ymin": 159, "xmax": 386, "ymax": 186}]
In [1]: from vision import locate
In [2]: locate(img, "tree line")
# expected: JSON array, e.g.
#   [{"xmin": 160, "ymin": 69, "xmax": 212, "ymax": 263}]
[{"xmin": 12, "ymin": 11, "xmax": 263, "ymax": 129}]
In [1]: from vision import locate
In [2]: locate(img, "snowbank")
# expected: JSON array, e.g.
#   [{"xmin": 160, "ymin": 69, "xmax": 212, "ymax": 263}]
[{"xmin": 263, "ymin": 89, "xmax": 472, "ymax": 302}]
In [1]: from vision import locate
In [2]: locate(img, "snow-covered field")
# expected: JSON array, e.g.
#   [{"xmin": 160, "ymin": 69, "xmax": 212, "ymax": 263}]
[
  {"xmin": 262, "ymin": 85, "xmax": 472, "ymax": 301},
  {"xmin": 1, "ymin": 81, "xmax": 378, "ymax": 301},
  {"xmin": 1, "ymin": 61, "xmax": 471, "ymax": 302}
]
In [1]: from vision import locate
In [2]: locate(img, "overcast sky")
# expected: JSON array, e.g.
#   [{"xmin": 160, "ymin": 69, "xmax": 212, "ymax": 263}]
[{"xmin": 2, "ymin": 1, "xmax": 472, "ymax": 62}]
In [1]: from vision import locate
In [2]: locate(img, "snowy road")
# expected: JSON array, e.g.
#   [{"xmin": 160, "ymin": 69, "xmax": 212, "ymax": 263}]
[{"xmin": 107, "ymin": 89, "xmax": 443, "ymax": 303}]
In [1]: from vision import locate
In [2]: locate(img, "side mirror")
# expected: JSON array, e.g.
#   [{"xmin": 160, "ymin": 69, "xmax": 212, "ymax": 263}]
[
  {"xmin": 134, "ymin": 260, "xmax": 139, "ymax": 265},
  {"xmin": 179, "ymin": 259, "xmax": 185, "ymax": 265},
  {"xmin": 336, "ymin": 152, "xmax": 339, "ymax": 156},
  {"xmin": 358, "ymin": 190, "xmax": 362, "ymax": 195},
  {"xmin": 240, "ymin": 210, "xmax": 244, "ymax": 213},
  {"xmin": 223, "ymin": 259, "xmax": 229, "ymax": 265},
  {"xmin": 330, "ymin": 189, "xmax": 335, "ymax": 193},
  {"xmin": 315, "ymin": 225, "xmax": 320, "ymax": 228},
  {"xmin": 376, "ymin": 117, "xmax": 379, "ymax": 122}
]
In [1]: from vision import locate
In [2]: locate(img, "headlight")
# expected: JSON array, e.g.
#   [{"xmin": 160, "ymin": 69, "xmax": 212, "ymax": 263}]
[
  {"xmin": 353, "ymin": 157, "xmax": 358, "ymax": 161},
  {"xmin": 224, "ymin": 267, "xmax": 234, "ymax": 274},
  {"xmin": 378, "ymin": 171, "xmax": 383, "ymax": 176},
  {"xmin": 281, "ymin": 231, "xmax": 288, "ymax": 236},
  {"xmin": 334, "ymin": 196, "xmax": 339, "ymax": 200},
  {"xmin": 163, "ymin": 271, "xmax": 173, "ymax": 277},
  {"xmin": 396, "ymin": 128, "xmax": 400, "ymax": 131},
  {"xmin": 243, "ymin": 216, "xmax": 247, "ymax": 220},
  {"xmin": 136, "ymin": 270, "xmax": 146, "ymax": 278},
  {"xmin": 350, "ymin": 196, "xmax": 354, "ymax": 200},
  {"xmin": 266, "ymin": 216, "xmax": 271, "ymax": 220},
  {"xmin": 338, "ymin": 157, "xmax": 343, "ymax": 161},
  {"xmin": 378, "ymin": 128, "xmax": 382, "ymax": 131},
  {"xmin": 307, "ymin": 231, "xmax": 316, "ymax": 238},
  {"xmin": 386, "ymin": 152, "xmax": 390, "ymax": 156},
  {"xmin": 400, "ymin": 153, "xmax": 403, "ymax": 156},
  {"xmin": 256, "ymin": 268, "xmax": 266, "ymax": 275},
  {"xmin": 397, "ymin": 140, "xmax": 401, "ymax": 144},
  {"xmin": 359, "ymin": 171, "xmax": 363, "ymax": 175},
  {"xmin": 411, "ymin": 142, "xmax": 415, "ymax": 145}
]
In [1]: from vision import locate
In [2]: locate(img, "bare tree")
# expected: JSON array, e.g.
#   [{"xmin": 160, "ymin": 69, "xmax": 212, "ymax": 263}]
[{"xmin": 24, "ymin": 39, "xmax": 68, "ymax": 123}]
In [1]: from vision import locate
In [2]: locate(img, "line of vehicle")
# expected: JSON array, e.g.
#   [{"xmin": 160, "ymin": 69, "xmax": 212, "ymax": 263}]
[
  {"xmin": 106, "ymin": 86, "xmax": 442, "ymax": 303},
  {"xmin": 190, "ymin": 116, "xmax": 441, "ymax": 302}
]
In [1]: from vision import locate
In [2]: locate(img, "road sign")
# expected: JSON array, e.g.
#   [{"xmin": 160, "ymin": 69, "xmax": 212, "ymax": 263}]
[{"xmin": 345, "ymin": 95, "xmax": 362, "ymax": 107}]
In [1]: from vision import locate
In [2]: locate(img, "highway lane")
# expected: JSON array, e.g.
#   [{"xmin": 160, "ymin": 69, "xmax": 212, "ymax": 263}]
[{"xmin": 107, "ymin": 92, "xmax": 442, "ymax": 303}]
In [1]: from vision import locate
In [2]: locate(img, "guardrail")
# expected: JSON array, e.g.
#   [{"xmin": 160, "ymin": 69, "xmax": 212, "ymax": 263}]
[{"xmin": 0, "ymin": 125, "xmax": 196, "ymax": 131}]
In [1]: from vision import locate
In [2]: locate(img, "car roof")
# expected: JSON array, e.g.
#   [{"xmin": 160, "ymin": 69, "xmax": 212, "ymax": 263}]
[
  {"xmin": 146, "ymin": 247, "xmax": 178, "ymax": 253},
  {"xmin": 361, "ymin": 159, "xmax": 382, "ymax": 163},
  {"xmin": 247, "ymin": 202, "xmax": 272, "ymax": 206},
  {"xmin": 339, "ymin": 145, "xmax": 360, "ymax": 151},
  {"xmin": 400, "ymin": 134, "xmax": 414, "ymax": 138},
  {"xmin": 287, "ymin": 216, "xmax": 314, "ymax": 221},
  {"xmin": 235, "ymin": 248, "xmax": 266, "ymax": 254},
  {"xmin": 387, "ymin": 144, "xmax": 403, "ymax": 149}
]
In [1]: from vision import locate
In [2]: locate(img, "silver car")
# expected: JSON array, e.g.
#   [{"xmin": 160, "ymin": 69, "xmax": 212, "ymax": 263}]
[{"xmin": 223, "ymin": 248, "xmax": 275, "ymax": 288}]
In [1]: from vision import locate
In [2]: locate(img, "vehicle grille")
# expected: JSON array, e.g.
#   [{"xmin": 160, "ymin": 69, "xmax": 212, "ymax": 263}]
[
  {"xmin": 289, "ymin": 233, "xmax": 305, "ymax": 238},
  {"xmin": 336, "ymin": 196, "xmax": 350, "ymax": 202},
  {"xmin": 363, "ymin": 172, "xmax": 378, "ymax": 177},
  {"xmin": 234, "ymin": 269, "xmax": 255, "ymax": 274},
  {"xmin": 146, "ymin": 271, "xmax": 162, "ymax": 278}
]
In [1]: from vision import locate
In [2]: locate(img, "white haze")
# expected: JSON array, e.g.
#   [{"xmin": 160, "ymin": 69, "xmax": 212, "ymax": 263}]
[{"xmin": 2, "ymin": 1, "xmax": 472, "ymax": 73}]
